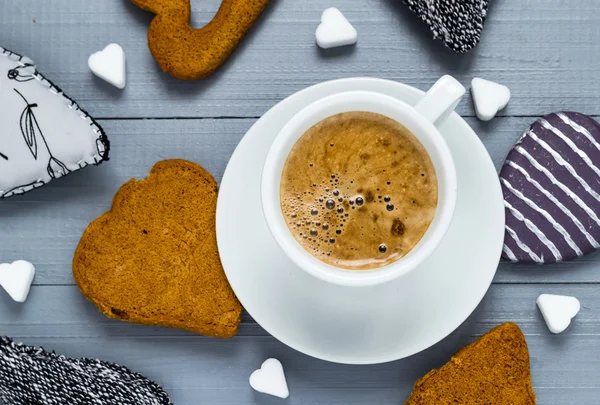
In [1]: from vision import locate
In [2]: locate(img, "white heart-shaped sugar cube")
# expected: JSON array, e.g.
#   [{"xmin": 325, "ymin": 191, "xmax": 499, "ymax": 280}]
[
  {"xmin": 0, "ymin": 260, "xmax": 36, "ymax": 303},
  {"xmin": 88, "ymin": 43, "xmax": 127, "ymax": 89},
  {"xmin": 537, "ymin": 293, "xmax": 580, "ymax": 334},
  {"xmin": 249, "ymin": 358, "xmax": 289, "ymax": 399},
  {"xmin": 316, "ymin": 8, "xmax": 357, "ymax": 49},
  {"xmin": 471, "ymin": 78, "xmax": 510, "ymax": 121}
]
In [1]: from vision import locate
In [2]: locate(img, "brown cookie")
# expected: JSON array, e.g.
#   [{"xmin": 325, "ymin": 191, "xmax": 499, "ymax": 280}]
[
  {"xmin": 405, "ymin": 323, "xmax": 536, "ymax": 404},
  {"xmin": 73, "ymin": 159, "xmax": 242, "ymax": 338},
  {"xmin": 131, "ymin": 0, "xmax": 270, "ymax": 80}
]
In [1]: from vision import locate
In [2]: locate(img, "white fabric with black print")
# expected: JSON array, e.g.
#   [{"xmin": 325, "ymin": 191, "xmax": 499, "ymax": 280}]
[{"xmin": 0, "ymin": 47, "xmax": 109, "ymax": 199}]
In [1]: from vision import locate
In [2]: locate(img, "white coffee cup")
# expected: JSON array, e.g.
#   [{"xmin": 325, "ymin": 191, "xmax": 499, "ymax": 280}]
[{"xmin": 261, "ymin": 76, "xmax": 465, "ymax": 287}]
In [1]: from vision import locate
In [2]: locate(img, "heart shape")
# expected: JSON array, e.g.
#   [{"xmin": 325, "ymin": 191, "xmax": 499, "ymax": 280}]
[
  {"xmin": 401, "ymin": 0, "xmax": 489, "ymax": 53},
  {"xmin": 471, "ymin": 78, "xmax": 510, "ymax": 121},
  {"xmin": 88, "ymin": 43, "xmax": 127, "ymax": 89},
  {"xmin": 316, "ymin": 8, "xmax": 357, "ymax": 49},
  {"xmin": 72, "ymin": 160, "xmax": 242, "ymax": 338},
  {"xmin": 130, "ymin": 0, "xmax": 270, "ymax": 80},
  {"xmin": 0, "ymin": 260, "xmax": 35, "ymax": 303},
  {"xmin": 1, "ymin": 47, "xmax": 109, "ymax": 199},
  {"xmin": 405, "ymin": 323, "xmax": 535, "ymax": 403},
  {"xmin": 537, "ymin": 294, "xmax": 580, "ymax": 334},
  {"xmin": 499, "ymin": 112, "xmax": 600, "ymax": 263},
  {"xmin": 249, "ymin": 358, "xmax": 289, "ymax": 399}
]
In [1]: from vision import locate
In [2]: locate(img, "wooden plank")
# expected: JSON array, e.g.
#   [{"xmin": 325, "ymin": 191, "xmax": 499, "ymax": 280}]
[
  {"xmin": 2, "ymin": 117, "xmax": 600, "ymax": 284},
  {"xmin": 1, "ymin": 2, "xmax": 598, "ymax": 404},
  {"xmin": 1, "ymin": 0, "xmax": 599, "ymax": 118},
  {"xmin": 1, "ymin": 284, "xmax": 598, "ymax": 404},
  {"xmin": 2, "ymin": 284, "xmax": 598, "ymax": 337}
]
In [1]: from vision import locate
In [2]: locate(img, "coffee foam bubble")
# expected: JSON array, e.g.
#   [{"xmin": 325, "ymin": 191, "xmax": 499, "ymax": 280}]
[
  {"xmin": 282, "ymin": 173, "xmax": 401, "ymax": 259},
  {"xmin": 279, "ymin": 111, "xmax": 438, "ymax": 270}
]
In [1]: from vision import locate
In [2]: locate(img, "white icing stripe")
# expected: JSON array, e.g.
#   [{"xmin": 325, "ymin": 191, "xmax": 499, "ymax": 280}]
[
  {"xmin": 504, "ymin": 200, "xmax": 562, "ymax": 261},
  {"xmin": 538, "ymin": 118, "xmax": 600, "ymax": 178},
  {"xmin": 501, "ymin": 177, "xmax": 584, "ymax": 256},
  {"xmin": 505, "ymin": 160, "xmax": 600, "ymax": 248},
  {"xmin": 505, "ymin": 225, "xmax": 543, "ymax": 263},
  {"xmin": 526, "ymin": 130, "xmax": 600, "ymax": 202},
  {"xmin": 502, "ymin": 244, "xmax": 519, "ymax": 262},
  {"xmin": 556, "ymin": 112, "xmax": 600, "ymax": 152},
  {"xmin": 515, "ymin": 146, "xmax": 600, "ymax": 222}
]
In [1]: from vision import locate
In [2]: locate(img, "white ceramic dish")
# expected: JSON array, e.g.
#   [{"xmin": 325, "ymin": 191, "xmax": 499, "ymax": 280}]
[
  {"xmin": 216, "ymin": 78, "xmax": 504, "ymax": 365},
  {"xmin": 262, "ymin": 76, "xmax": 464, "ymax": 287}
]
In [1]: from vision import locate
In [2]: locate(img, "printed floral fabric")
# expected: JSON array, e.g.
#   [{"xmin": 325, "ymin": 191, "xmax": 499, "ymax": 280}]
[{"xmin": 0, "ymin": 47, "xmax": 109, "ymax": 199}]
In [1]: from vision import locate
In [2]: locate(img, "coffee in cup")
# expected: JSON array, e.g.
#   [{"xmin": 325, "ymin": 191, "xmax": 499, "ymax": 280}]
[
  {"xmin": 280, "ymin": 111, "xmax": 438, "ymax": 270},
  {"xmin": 262, "ymin": 76, "xmax": 464, "ymax": 286}
]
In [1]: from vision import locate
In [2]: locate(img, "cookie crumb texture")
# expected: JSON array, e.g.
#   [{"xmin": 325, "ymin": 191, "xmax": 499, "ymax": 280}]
[
  {"xmin": 132, "ymin": 0, "xmax": 270, "ymax": 80},
  {"xmin": 405, "ymin": 323, "xmax": 536, "ymax": 404},
  {"xmin": 73, "ymin": 159, "xmax": 242, "ymax": 338}
]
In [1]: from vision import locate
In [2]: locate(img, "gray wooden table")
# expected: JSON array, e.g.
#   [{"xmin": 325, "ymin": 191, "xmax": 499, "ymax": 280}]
[{"xmin": 1, "ymin": 0, "xmax": 600, "ymax": 404}]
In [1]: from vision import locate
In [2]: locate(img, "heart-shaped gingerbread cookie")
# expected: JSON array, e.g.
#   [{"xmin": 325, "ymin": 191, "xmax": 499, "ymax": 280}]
[
  {"xmin": 131, "ymin": 0, "xmax": 270, "ymax": 80},
  {"xmin": 73, "ymin": 160, "xmax": 242, "ymax": 338}
]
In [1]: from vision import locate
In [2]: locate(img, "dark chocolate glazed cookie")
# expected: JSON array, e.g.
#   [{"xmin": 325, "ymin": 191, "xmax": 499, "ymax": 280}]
[{"xmin": 500, "ymin": 112, "xmax": 600, "ymax": 263}]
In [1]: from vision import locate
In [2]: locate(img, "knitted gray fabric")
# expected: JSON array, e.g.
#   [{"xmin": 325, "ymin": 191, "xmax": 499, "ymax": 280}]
[
  {"xmin": 0, "ymin": 337, "xmax": 173, "ymax": 405},
  {"xmin": 402, "ymin": 0, "xmax": 489, "ymax": 52}
]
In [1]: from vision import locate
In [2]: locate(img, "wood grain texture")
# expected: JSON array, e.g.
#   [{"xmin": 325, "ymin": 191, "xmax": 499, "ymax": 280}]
[
  {"xmin": 0, "ymin": 0, "xmax": 599, "ymax": 118},
  {"xmin": 1, "ymin": 0, "xmax": 600, "ymax": 404},
  {"xmin": 1, "ymin": 284, "xmax": 599, "ymax": 404},
  {"xmin": 2, "ymin": 118, "xmax": 600, "ymax": 285}
]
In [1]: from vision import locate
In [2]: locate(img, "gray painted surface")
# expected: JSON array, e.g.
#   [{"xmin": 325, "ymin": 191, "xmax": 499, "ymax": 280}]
[{"xmin": 0, "ymin": 0, "xmax": 599, "ymax": 404}]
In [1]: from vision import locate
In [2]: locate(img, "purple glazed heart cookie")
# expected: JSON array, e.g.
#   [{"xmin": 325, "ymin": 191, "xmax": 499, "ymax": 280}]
[{"xmin": 500, "ymin": 112, "xmax": 600, "ymax": 263}]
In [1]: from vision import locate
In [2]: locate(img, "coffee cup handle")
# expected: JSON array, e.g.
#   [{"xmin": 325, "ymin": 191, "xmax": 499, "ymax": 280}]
[{"xmin": 414, "ymin": 75, "xmax": 466, "ymax": 128}]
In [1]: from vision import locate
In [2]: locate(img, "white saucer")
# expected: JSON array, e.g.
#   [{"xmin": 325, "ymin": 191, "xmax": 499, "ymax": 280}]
[{"xmin": 216, "ymin": 78, "xmax": 504, "ymax": 365}]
